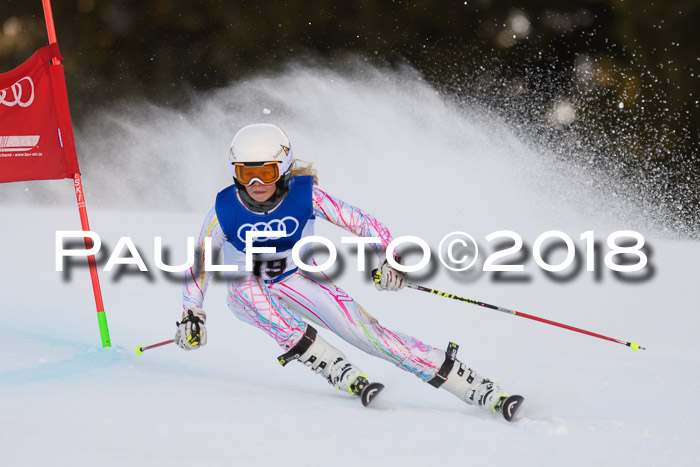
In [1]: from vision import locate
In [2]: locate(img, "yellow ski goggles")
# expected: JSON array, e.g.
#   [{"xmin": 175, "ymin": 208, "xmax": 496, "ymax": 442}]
[{"xmin": 234, "ymin": 162, "xmax": 281, "ymax": 186}]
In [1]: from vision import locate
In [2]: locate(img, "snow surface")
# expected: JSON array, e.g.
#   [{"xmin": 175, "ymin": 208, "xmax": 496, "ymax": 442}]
[{"xmin": 1, "ymin": 65, "xmax": 699, "ymax": 467}]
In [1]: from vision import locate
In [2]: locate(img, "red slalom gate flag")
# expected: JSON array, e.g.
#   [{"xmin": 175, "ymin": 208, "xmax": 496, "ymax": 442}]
[
  {"xmin": 0, "ymin": 0, "xmax": 112, "ymax": 348},
  {"xmin": 0, "ymin": 42, "xmax": 80, "ymax": 183}
]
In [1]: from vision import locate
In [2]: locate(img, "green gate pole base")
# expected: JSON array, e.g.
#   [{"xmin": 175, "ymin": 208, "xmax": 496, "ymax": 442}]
[{"xmin": 97, "ymin": 311, "xmax": 112, "ymax": 348}]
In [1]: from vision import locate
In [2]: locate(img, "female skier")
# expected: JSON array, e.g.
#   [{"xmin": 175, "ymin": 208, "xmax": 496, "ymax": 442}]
[{"xmin": 175, "ymin": 123, "xmax": 523, "ymax": 421}]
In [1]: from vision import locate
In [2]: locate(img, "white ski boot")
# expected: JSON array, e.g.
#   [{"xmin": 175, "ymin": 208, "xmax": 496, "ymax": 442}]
[
  {"xmin": 429, "ymin": 342, "xmax": 524, "ymax": 421},
  {"xmin": 278, "ymin": 325, "xmax": 384, "ymax": 405}
]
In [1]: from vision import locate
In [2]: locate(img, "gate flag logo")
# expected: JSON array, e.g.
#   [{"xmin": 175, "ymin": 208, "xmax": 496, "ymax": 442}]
[{"xmin": 0, "ymin": 43, "xmax": 80, "ymax": 183}]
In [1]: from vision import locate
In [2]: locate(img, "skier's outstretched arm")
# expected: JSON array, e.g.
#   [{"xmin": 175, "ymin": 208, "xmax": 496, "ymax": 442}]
[
  {"xmin": 176, "ymin": 206, "xmax": 225, "ymax": 350},
  {"xmin": 312, "ymin": 186, "xmax": 405, "ymax": 290}
]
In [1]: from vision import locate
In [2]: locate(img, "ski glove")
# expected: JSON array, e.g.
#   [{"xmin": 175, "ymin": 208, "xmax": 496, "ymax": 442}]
[
  {"xmin": 175, "ymin": 307, "xmax": 207, "ymax": 350},
  {"xmin": 374, "ymin": 258, "xmax": 406, "ymax": 292}
]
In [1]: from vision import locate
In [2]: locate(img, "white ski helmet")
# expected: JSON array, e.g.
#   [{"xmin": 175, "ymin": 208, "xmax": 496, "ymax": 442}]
[{"xmin": 229, "ymin": 123, "xmax": 294, "ymax": 184}]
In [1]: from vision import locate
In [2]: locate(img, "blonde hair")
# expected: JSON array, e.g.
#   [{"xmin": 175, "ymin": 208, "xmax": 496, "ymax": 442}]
[{"xmin": 290, "ymin": 159, "xmax": 318, "ymax": 185}]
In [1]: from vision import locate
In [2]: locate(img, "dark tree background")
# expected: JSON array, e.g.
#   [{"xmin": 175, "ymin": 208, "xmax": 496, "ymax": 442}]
[{"xmin": 1, "ymin": 0, "xmax": 698, "ymax": 231}]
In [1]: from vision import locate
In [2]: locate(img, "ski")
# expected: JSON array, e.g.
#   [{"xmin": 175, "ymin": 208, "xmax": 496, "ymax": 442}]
[
  {"xmin": 498, "ymin": 395, "xmax": 525, "ymax": 422},
  {"xmin": 349, "ymin": 375, "xmax": 384, "ymax": 407},
  {"xmin": 359, "ymin": 382, "xmax": 385, "ymax": 407}
]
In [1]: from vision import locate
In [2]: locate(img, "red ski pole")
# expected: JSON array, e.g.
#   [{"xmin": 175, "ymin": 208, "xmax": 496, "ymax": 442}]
[
  {"xmin": 372, "ymin": 270, "xmax": 646, "ymax": 351},
  {"xmin": 135, "ymin": 339, "xmax": 174, "ymax": 355}
]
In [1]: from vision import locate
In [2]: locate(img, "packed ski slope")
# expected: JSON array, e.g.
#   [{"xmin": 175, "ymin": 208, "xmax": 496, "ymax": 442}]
[{"xmin": 1, "ymin": 65, "xmax": 699, "ymax": 466}]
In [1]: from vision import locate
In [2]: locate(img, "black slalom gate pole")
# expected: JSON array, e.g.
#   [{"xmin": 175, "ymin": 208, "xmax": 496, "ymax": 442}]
[{"xmin": 372, "ymin": 270, "xmax": 646, "ymax": 351}]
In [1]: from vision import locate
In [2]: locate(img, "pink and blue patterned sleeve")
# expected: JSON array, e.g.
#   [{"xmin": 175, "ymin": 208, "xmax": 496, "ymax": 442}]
[
  {"xmin": 312, "ymin": 186, "xmax": 393, "ymax": 260},
  {"xmin": 182, "ymin": 206, "xmax": 226, "ymax": 309}
]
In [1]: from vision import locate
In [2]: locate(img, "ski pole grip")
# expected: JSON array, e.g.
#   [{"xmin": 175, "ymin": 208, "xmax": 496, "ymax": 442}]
[{"xmin": 371, "ymin": 269, "xmax": 381, "ymax": 283}]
